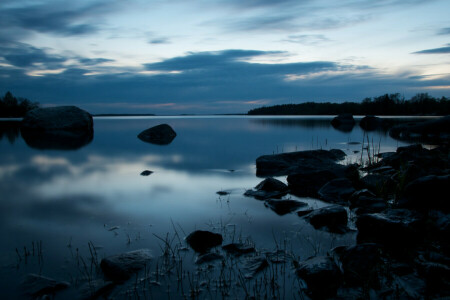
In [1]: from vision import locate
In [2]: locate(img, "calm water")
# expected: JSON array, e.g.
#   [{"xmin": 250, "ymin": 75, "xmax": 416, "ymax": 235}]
[{"xmin": 0, "ymin": 116, "xmax": 416, "ymax": 298}]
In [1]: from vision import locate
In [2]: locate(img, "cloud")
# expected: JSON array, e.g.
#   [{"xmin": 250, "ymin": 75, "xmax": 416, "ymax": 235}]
[
  {"xmin": 149, "ymin": 37, "xmax": 171, "ymax": 44},
  {"xmin": 283, "ymin": 34, "xmax": 330, "ymax": 44},
  {"xmin": 413, "ymin": 44, "xmax": 450, "ymax": 54},
  {"xmin": 0, "ymin": 42, "xmax": 66, "ymax": 68},
  {"xmin": 437, "ymin": 27, "xmax": 450, "ymax": 35}
]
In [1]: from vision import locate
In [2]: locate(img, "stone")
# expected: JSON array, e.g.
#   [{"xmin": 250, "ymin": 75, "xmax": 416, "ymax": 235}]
[
  {"xmin": 287, "ymin": 170, "xmax": 337, "ymax": 197},
  {"xmin": 20, "ymin": 106, "xmax": 93, "ymax": 150},
  {"xmin": 100, "ymin": 249, "xmax": 152, "ymax": 282},
  {"xmin": 195, "ymin": 252, "xmax": 224, "ymax": 264},
  {"xmin": 256, "ymin": 149, "xmax": 346, "ymax": 177},
  {"xmin": 349, "ymin": 190, "xmax": 387, "ymax": 212},
  {"xmin": 138, "ymin": 124, "xmax": 176, "ymax": 145},
  {"xmin": 244, "ymin": 177, "xmax": 288, "ymax": 200},
  {"xmin": 304, "ymin": 205, "xmax": 349, "ymax": 233},
  {"xmin": 244, "ymin": 256, "xmax": 269, "ymax": 278},
  {"xmin": 389, "ymin": 116, "xmax": 450, "ymax": 144},
  {"xmin": 185, "ymin": 230, "xmax": 223, "ymax": 253},
  {"xmin": 295, "ymin": 256, "xmax": 341, "ymax": 299},
  {"xmin": 331, "ymin": 114, "xmax": 355, "ymax": 132},
  {"xmin": 21, "ymin": 274, "xmax": 70, "ymax": 297},
  {"xmin": 398, "ymin": 174, "xmax": 450, "ymax": 212},
  {"xmin": 222, "ymin": 243, "xmax": 255, "ymax": 256},
  {"xmin": 264, "ymin": 199, "xmax": 308, "ymax": 215},
  {"xmin": 140, "ymin": 170, "xmax": 153, "ymax": 176},
  {"xmin": 359, "ymin": 115, "xmax": 383, "ymax": 131},
  {"xmin": 360, "ymin": 173, "xmax": 396, "ymax": 196},
  {"xmin": 318, "ymin": 178, "xmax": 355, "ymax": 204}
]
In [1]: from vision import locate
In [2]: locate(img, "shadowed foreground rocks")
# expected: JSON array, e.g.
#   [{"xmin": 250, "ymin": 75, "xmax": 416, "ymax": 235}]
[
  {"xmin": 20, "ymin": 106, "xmax": 94, "ymax": 150},
  {"xmin": 100, "ymin": 249, "xmax": 152, "ymax": 282},
  {"xmin": 138, "ymin": 123, "xmax": 177, "ymax": 145},
  {"xmin": 185, "ymin": 230, "xmax": 223, "ymax": 253}
]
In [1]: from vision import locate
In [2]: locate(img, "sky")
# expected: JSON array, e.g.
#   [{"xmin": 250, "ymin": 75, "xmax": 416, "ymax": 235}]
[{"xmin": 0, "ymin": 0, "xmax": 449, "ymax": 114}]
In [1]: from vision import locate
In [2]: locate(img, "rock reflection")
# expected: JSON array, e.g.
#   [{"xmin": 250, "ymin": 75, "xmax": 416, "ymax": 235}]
[
  {"xmin": 0, "ymin": 120, "xmax": 21, "ymax": 144},
  {"xmin": 21, "ymin": 128, "xmax": 93, "ymax": 150}
]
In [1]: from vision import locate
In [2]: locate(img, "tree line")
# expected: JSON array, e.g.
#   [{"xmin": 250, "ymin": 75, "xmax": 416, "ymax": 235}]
[
  {"xmin": 0, "ymin": 91, "xmax": 39, "ymax": 117},
  {"xmin": 248, "ymin": 93, "xmax": 450, "ymax": 116}
]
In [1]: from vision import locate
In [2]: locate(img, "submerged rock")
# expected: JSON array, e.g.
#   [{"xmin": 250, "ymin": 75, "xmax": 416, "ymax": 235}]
[
  {"xmin": 138, "ymin": 124, "xmax": 177, "ymax": 145},
  {"xmin": 222, "ymin": 243, "xmax": 255, "ymax": 256},
  {"xmin": 256, "ymin": 149, "xmax": 346, "ymax": 177},
  {"xmin": 21, "ymin": 273, "xmax": 70, "ymax": 297},
  {"xmin": 264, "ymin": 199, "xmax": 307, "ymax": 215},
  {"xmin": 195, "ymin": 252, "xmax": 224, "ymax": 264},
  {"xmin": 21, "ymin": 106, "xmax": 93, "ymax": 150},
  {"xmin": 318, "ymin": 178, "xmax": 355, "ymax": 204},
  {"xmin": 100, "ymin": 249, "xmax": 152, "ymax": 282},
  {"xmin": 185, "ymin": 230, "xmax": 223, "ymax": 253},
  {"xmin": 244, "ymin": 256, "xmax": 269, "ymax": 278},
  {"xmin": 295, "ymin": 256, "xmax": 341, "ymax": 299},
  {"xmin": 140, "ymin": 170, "xmax": 153, "ymax": 176},
  {"xmin": 244, "ymin": 177, "xmax": 288, "ymax": 200},
  {"xmin": 304, "ymin": 205, "xmax": 349, "ymax": 233}
]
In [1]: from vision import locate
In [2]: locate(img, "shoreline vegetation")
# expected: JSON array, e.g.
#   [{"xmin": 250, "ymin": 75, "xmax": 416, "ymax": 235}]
[
  {"xmin": 0, "ymin": 92, "xmax": 39, "ymax": 118},
  {"xmin": 248, "ymin": 93, "xmax": 450, "ymax": 116}
]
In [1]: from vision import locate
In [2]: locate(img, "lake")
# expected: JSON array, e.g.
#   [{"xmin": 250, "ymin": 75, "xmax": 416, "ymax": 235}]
[{"xmin": 0, "ymin": 116, "xmax": 421, "ymax": 299}]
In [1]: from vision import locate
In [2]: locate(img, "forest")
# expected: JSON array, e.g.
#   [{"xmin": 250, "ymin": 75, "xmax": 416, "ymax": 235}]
[
  {"xmin": 0, "ymin": 91, "xmax": 39, "ymax": 118},
  {"xmin": 248, "ymin": 93, "xmax": 450, "ymax": 115}
]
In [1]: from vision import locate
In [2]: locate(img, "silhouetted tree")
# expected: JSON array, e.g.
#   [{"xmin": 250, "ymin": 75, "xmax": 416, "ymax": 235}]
[{"xmin": 0, "ymin": 91, "xmax": 39, "ymax": 117}]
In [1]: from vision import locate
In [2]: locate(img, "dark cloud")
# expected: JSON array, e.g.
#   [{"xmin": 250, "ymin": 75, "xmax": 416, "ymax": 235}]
[
  {"xmin": 0, "ymin": 49, "xmax": 449, "ymax": 114},
  {"xmin": 437, "ymin": 28, "xmax": 450, "ymax": 35},
  {"xmin": 0, "ymin": 42, "xmax": 66, "ymax": 68},
  {"xmin": 413, "ymin": 44, "xmax": 450, "ymax": 54},
  {"xmin": 78, "ymin": 57, "xmax": 115, "ymax": 66}
]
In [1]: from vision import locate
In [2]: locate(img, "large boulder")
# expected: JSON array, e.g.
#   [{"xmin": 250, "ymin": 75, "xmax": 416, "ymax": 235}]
[
  {"xmin": 295, "ymin": 256, "xmax": 341, "ymax": 299},
  {"xmin": 100, "ymin": 249, "xmax": 152, "ymax": 282},
  {"xmin": 389, "ymin": 116, "xmax": 450, "ymax": 144},
  {"xmin": 256, "ymin": 149, "xmax": 346, "ymax": 177},
  {"xmin": 20, "ymin": 106, "xmax": 93, "ymax": 150},
  {"xmin": 138, "ymin": 124, "xmax": 176, "ymax": 145},
  {"xmin": 287, "ymin": 170, "xmax": 337, "ymax": 197},
  {"xmin": 331, "ymin": 114, "xmax": 355, "ymax": 132},
  {"xmin": 359, "ymin": 115, "xmax": 384, "ymax": 131},
  {"xmin": 318, "ymin": 178, "xmax": 356, "ymax": 204},
  {"xmin": 304, "ymin": 205, "xmax": 348, "ymax": 233},
  {"xmin": 398, "ymin": 174, "xmax": 450, "ymax": 212},
  {"xmin": 264, "ymin": 199, "xmax": 307, "ymax": 215},
  {"xmin": 185, "ymin": 230, "xmax": 223, "ymax": 253}
]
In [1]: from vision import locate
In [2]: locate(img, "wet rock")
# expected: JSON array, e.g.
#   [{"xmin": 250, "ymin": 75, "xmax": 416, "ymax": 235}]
[
  {"xmin": 244, "ymin": 177, "xmax": 288, "ymax": 199},
  {"xmin": 138, "ymin": 124, "xmax": 176, "ymax": 145},
  {"xmin": 349, "ymin": 193, "xmax": 387, "ymax": 213},
  {"xmin": 140, "ymin": 170, "xmax": 153, "ymax": 176},
  {"xmin": 295, "ymin": 256, "xmax": 341, "ymax": 299},
  {"xmin": 264, "ymin": 199, "xmax": 307, "ymax": 215},
  {"xmin": 80, "ymin": 279, "xmax": 116, "ymax": 300},
  {"xmin": 392, "ymin": 273, "xmax": 427, "ymax": 299},
  {"xmin": 416, "ymin": 260, "xmax": 450, "ymax": 293},
  {"xmin": 356, "ymin": 209, "xmax": 423, "ymax": 246},
  {"xmin": 333, "ymin": 243, "xmax": 384, "ymax": 287},
  {"xmin": 21, "ymin": 273, "xmax": 70, "ymax": 297},
  {"xmin": 287, "ymin": 170, "xmax": 337, "ymax": 197},
  {"xmin": 195, "ymin": 252, "xmax": 224, "ymax": 264},
  {"xmin": 185, "ymin": 230, "xmax": 223, "ymax": 253},
  {"xmin": 222, "ymin": 243, "xmax": 255, "ymax": 256},
  {"xmin": 389, "ymin": 116, "xmax": 450, "ymax": 144},
  {"xmin": 360, "ymin": 173, "xmax": 396, "ymax": 196},
  {"xmin": 359, "ymin": 115, "xmax": 383, "ymax": 131},
  {"xmin": 21, "ymin": 106, "xmax": 94, "ymax": 150},
  {"xmin": 216, "ymin": 190, "xmax": 230, "ymax": 196},
  {"xmin": 398, "ymin": 174, "xmax": 450, "ymax": 212},
  {"xmin": 244, "ymin": 256, "xmax": 269, "ymax": 278},
  {"xmin": 100, "ymin": 249, "xmax": 152, "ymax": 282},
  {"xmin": 318, "ymin": 178, "xmax": 355, "ymax": 204},
  {"xmin": 331, "ymin": 114, "xmax": 355, "ymax": 132},
  {"xmin": 304, "ymin": 205, "xmax": 348, "ymax": 233},
  {"xmin": 297, "ymin": 208, "xmax": 314, "ymax": 217},
  {"xmin": 256, "ymin": 149, "xmax": 346, "ymax": 177}
]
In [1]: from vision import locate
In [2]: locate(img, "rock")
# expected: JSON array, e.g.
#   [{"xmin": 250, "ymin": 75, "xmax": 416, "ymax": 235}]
[
  {"xmin": 398, "ymin": 174, "xmax": 450, "ymax": 212},
  {"xmin": 138, "ymin": 124, "xmax": 176, "ymax": 145},
  {"xmin": 100, "ymin": 249, "xmax": 152, "ymax": 282},
  {"xmin": 244, "ymin": 177, "xmax": 288, "ymax": 200},
  {"xmin": 318, "ymin": 178, "xmax": 355, "ymax": 204},
  {"xmin": 80, "ymin": 279, "xmax": 116, "ymax": 300},
  {"xmin": 185, "ymin": 230, "xmax": 223, "ymax": 253},
  {"xmin": 266, "ymin": 249, "xmax": 291, "ymax": 264},
  {"xmin": 140, "ymin": 170, "xmax": 153, "ymax": 176},
  {"xmin": 287, "ymin": 170, "xmax": 337, "ymax": 197},
  {"xmin": 264, "ymin": 199, "xmax": 307, "ymax": 215},
  {"xmin": 350, "ymin": 195, "xmax": 387, "ymax": 212},
  {"xmin": 304, "ymin": 205, "xmax": 348, "ymax": 233},
  {"xmin": 255, "ymin": 177, "xmax": 288, "ymax": 192},
  {"xmin": 356, "ymin": 209, "xmax": 423, "ymax": 246},
  {"xmin": 216, "ymin": 190, "xmax": 230, "ymax": 196},
  {"xmin": 333, "ymin": 243, "xmax": 384, "ymax": 287},
  {"xmin": 295, "ymin": 256, "xmax": 341, "ymax": 299},
  {"xmin": 195, "ymin": 252, "xmax": 224, "ymax": 264},
  {"xmin": 256, "ymin": 149, "xmax": 346, "ymax": 177},
  {"xmin": 297, "ymin": 208, "xmax": 314, "ymax": 217},
  {"xmin": 222, "ymin": 243, "xmax": 255, "ymax": 256},
  {"xmin": 359, "ymin": 115, "xmax": 383, "ymax": 131},
  {"xmin": 389, "ymin": 116, "xmax": 450, "ymax": 144},
  {"xmin": 360, "ymin": 173, "xmax": 396, "ymax": 196},
  {"xmin": 20, "ymin": 106, "xmax": 94, "ymax": 150},
  {"xmin": 21, "ymin": 274, "xmax": 70, "ymax": 297},
  {"xmin": 331, "ymin": 114, "xmax": 355, "ymax": 132}
]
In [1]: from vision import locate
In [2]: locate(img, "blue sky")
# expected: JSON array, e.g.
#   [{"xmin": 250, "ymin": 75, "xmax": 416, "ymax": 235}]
[{"xmin": 0, "ymin": 0, "xmax": 449, "ymax": 114}]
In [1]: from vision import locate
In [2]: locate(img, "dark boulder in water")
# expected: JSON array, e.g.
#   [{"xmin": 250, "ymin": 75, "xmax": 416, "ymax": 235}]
[
  {"xmin": 256, "ymin": 149, "xmax": 346, "ymax": 177},
  {"xmin": 244, "ymin": 177, "xmax": 288, "ymax": 199},
  {"xmin": 222, "ymin": 243, "xmax": 255, "ymax": 256},
  {"xmin": 359, "ymin": 115, "xmax": 383, "ymax": 131},
  {"xmin": 100, "ymin": 249, "xmax": 152, "ymax": 282},
  {"xmin": 138, "ymin": 124, "xmax": 176, "ymax": 145},
  {"xmin": 21, "ymin": 274, "xmax": 70, "ymax": 298},
  {"xmin": 264, "ymin": 199, "xmax": 307, "ymax": 215},
  {"xmin": 304, "ymin": 205, "xmax": 349, "ymax": 233},
  {"xmin": 20, "ymin": 106, "xmax": 93, "ymax": 150},
  {"xmin": 287, "ymin": 170, "xmax": 337, "ymax": 197},
  {"xmin": 318, "ymin": 178, "xmax": 355, "ymax": 204},
  {"xmin": 331, "ymin": 114, "xmax": 355, "ymax": 132},
  {"xmin": 389, "ymin": 116, "xmax": 450, "ymax": 144},
  {"xmin": 295, "ymin": 256, "xmax": 341, "ymax": 299},
  {"xmin": 140, "ymin": 170, "xmax": 153, "ymax": 176},
  {"xmin": 186, "ymin": 230, "xmax": 223, "ymax": 253}
]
